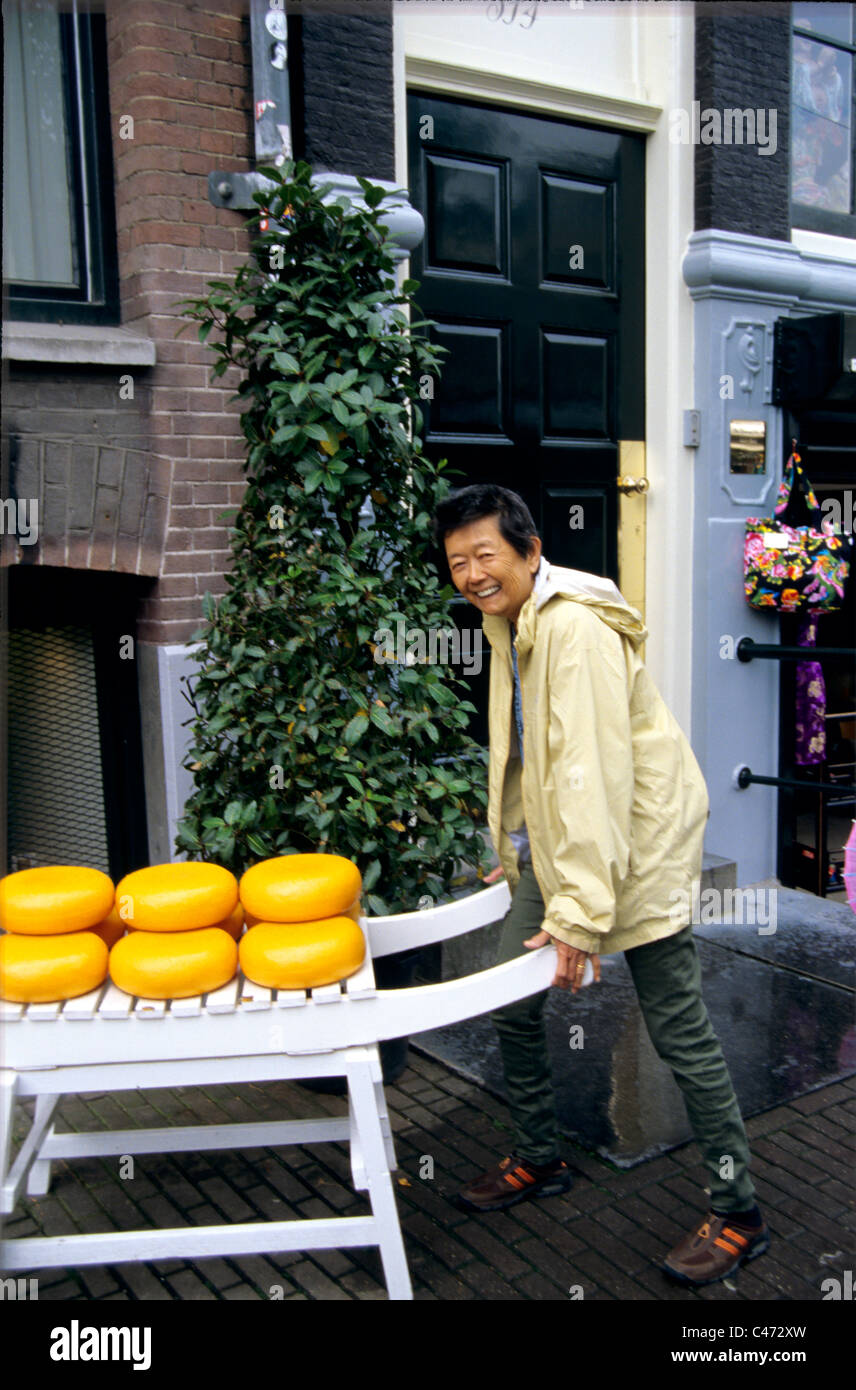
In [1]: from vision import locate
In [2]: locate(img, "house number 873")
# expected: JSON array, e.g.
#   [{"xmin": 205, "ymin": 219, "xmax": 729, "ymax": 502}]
[{"xmin": 486, "ymin": 2, "xmax": 538, "ymax": 29}]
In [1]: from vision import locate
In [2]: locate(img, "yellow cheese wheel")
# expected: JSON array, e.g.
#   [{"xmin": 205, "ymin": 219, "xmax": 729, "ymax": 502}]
[
  {"xmin": 91, "ymin": 904, "xmax": 126, "ymax": 950},
  {"xmin": 115, "ymin": 862, "xmax": 238, "ymax": 932},
  {"xmin": 0, "ymin": 931, "xmax": 108, "ymax": 1003},
  {"xmin": 209, "ymin": 901, "xmax": 244, "ymax": 940},
  {"xmin": 239, "ymin": 916, "xmax": 365, "ymax": 990},
  {"xmin": 126, "ymin": 900, "xmax": 244, "ymax": 941},
  {"xmin": 239, "ymin": 854, "xmax": 361, "ymax": 924},
  {"xmin": 0, "ymin": 865, "xmax": 114, "ymax": 936},
  {"xmin": 109, "ymin": 927, "xmax": 238, "ymax": 999},
  {"xmin": 245, "ymin": 898, "xmax": 360, "ymax": 928}
]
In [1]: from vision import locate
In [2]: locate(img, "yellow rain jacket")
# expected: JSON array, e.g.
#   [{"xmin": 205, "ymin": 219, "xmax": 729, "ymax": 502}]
[{"xmin": 483, "ymin": 559, "xmax": 710, "ymax": 955}]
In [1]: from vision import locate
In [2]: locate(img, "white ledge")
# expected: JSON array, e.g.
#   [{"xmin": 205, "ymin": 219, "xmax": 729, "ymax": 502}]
[{"xmin": 3, "ymin": 321, "xmax": 157, "ymax": 366}]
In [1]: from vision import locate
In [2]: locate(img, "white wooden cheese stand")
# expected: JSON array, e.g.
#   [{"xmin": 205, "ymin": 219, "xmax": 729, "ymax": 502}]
[{"xmin": 0, "ymin": 881, "xmax": 557, "ymax": 1300}]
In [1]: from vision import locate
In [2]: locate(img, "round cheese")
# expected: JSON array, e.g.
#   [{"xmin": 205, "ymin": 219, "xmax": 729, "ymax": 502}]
[
  {"xmin": 239, "ymin": 916, "xmax": 365, "ymax": 990},
  {"xmin": 114, "ymin": 862, "xmax": 238, "ymax": 932},
  {"xmin": 109, "ymin": 927, "xmax": 238, "ymax": 999},
  {"xmin": 0, "ymin": 931, "xmax": 109, "ymax": 1003},
  {"xmin": 0, "ymin": 865, "xmax": 114, "ymax": 936},
  {"xmin": 239, "ymin": 854, "xmax": 361, "ymax": 924}
]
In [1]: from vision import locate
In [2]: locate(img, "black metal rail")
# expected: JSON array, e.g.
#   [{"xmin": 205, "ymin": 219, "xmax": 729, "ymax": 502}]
[
  {"xmin": 737, "ymin": 638, "xmax": 856, "ymax": 663},
  {"xmin": 736, "ymin": 766, "xmax": 855, "ymax": 795}
]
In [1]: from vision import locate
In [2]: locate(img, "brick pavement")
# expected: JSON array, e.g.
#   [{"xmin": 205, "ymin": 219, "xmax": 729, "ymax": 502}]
[{"xmin": 4, "ymin": 1055, "xmax": 855, "ymax": 1301}]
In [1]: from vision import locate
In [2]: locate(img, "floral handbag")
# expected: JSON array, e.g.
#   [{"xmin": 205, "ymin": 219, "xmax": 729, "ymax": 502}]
[{"xmin": 744, "ymin": 452, "xmax": 852, "ymax": 613}]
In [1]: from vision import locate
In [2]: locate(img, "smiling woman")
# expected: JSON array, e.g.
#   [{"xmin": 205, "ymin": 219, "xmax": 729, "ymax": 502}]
[{"xmin": 433, "ymin": 484, "xmax": 543, "ymax": 625}]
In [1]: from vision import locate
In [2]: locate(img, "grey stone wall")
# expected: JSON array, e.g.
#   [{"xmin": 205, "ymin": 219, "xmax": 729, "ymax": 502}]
[{"xmin": 3, "ymin": 366, "xmax": 164, "ymax": 575}]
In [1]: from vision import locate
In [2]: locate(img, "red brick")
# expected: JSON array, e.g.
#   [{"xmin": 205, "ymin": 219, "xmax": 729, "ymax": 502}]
[
  {"xmin": 110, "ymin": 50, "xmax": 186, "ymax": 84},
  {"xmin": 132, "ymin": 121, "xmax": 201, "ymax": 152},
  {"xmin": 173, "ymin": 415, "xmax": 231, "ymax": 436},
  {"xmin": 175, "ymin": 55, "xmax": 215, "ymax": 82},
  {"xmin": 182, "ymin": 200, "xmax": 219, "ymax": 226},
  {"xmin": 170, "ymin": 506, "xmax": 213, "ymax": 530},
  {"xmin": 211, "ymin": 60, "xmax": 250, "ymax": 87},
  {"xmin": 194, "ymin": 35, "xmax": 233, "ymax": 63},
  {"xmin": 124, "ymin": 23, "xmax": 194, "ymax": 55},
  {"xmin": 193, "ymin": 527, "xmax": 233, "ymax": 549},
  {"xmin": 198, "ymin": 128, "xmax": 232, "ymax": 155},
  {"xmin": 131, "ymin": 220, "xmax": 203, "ymax": 250},
  {"xmin": 119, "ymin": 71, "xmax": 193, "ymax": 105},
  {"xmin": 192, "ymin": 484, "xmax": 231, "ymax": 505},
  {"xmin": 172, "ymin": 461, "xmax": 211, "ymax": 482}
]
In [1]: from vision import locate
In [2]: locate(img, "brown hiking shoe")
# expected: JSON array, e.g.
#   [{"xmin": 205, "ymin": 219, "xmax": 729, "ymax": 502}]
[
  {"xmin": 455, "ymin": 1154, "xmax": 573, "ymax": 1212},
  {"xmin": 662, "ymin": 1211, "xmax": 770, "ymax": 1286}
]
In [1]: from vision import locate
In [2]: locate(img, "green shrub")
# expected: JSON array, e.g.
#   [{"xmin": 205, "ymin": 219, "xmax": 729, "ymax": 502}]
[{"xmin": 174, "ymin": 159, "xmax": 490, "ymax": 914}]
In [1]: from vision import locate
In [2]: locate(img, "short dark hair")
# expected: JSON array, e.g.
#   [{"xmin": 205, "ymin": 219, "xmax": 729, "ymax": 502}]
[{"xmin": 432, "ymin": 484, "xmax": 539, "ymax": 560}]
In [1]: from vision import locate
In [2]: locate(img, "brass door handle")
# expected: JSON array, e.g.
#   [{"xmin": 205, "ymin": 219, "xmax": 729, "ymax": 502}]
[{"xmin": 617, "ymin": 475, "xmax": 649, "ymax": 494}]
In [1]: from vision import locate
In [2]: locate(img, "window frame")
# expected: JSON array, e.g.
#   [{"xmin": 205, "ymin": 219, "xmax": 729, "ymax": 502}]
[
  {"xmin": 791, "ymin": 4, "xmax": 856, "ymax": 239},
  {"xmin": 5, "ymin": 6, "xmax": 120, "ymax": 326}
]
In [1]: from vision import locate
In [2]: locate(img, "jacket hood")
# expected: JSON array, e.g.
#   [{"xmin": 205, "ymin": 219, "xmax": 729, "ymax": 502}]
[{"xmin": 482, "ymin": 557, "xmax": 648, "ymax": 655}]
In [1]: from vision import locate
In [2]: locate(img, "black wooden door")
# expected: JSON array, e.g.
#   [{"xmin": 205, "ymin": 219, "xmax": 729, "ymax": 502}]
[{"xmin": 407, "ymin": 93, "xmax": 646, "ymax": 737}]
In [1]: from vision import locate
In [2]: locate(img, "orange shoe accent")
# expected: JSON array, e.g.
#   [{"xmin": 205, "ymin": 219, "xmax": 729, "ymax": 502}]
[
  {"xmin": 714, "ymin": 1236, "xmax": 741, "ymax": 1255},
  {"xmin": 722, "ymin": 1227, "xmax": 750, "ymax": 1247},
  {"xmin": 504, "ymin": 1172, "xmax": 526, "ymax": 1189}
]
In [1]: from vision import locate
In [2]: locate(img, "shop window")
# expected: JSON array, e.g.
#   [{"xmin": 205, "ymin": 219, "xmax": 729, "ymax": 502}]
[
  {"xmin": 792, "ymin": 3, "xmax": 856, "ymax": 237},
  {"xmin": 2, "ymin": 0, "xmax": 119, "ymax": 324}
]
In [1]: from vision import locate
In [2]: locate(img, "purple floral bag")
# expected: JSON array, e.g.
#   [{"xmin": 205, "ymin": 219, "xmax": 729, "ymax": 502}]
[{"xmin": 744, "ymin": 453, "xmax": 852, "ymax": 613}]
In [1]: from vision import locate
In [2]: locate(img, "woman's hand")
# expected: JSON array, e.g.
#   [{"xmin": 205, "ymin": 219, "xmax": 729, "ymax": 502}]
[
  {"xmin": 482, "ymin": 865, "xmax": 505, "ymax": 884},
  {"xmin": 523, "ymin": 930, "xmax": 601, "ymax": 993}
]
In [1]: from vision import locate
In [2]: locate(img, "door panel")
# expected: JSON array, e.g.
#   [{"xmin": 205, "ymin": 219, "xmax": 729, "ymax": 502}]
[{"xmin": 408, "ymin": 93, "xmax": 645, "ymax": 740}]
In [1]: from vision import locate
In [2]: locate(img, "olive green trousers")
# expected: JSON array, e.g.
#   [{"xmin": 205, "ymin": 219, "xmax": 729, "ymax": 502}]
[{"xmin": 489, "ymin": 862, "xmax": 757, "ymax": 1213}]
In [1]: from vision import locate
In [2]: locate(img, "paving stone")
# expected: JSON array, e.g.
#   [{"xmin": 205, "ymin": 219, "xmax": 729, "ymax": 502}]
[
  {"xmin": 791, "ymin": 1089, "xmax": 846, "ymax": 1115},
  {"xmin": 570, "ymin": 1247, "xmax": 651, "ymax": 1300},
  {"xmin": 517, "ymin": 1270, "xmax": 568, "ymax": 1300},
  {"xmin": 77, "ymin": 1264, "xmax": 121, "ymax": 1298},
  {"xmin": 453, "ymin": 1218, "xmax": 531, "ymax": 1277},
  {"xmin": 790, "ymin": 1118, "xmax": 856, "ymax": 1164},
  {"xmin": 404, "ymin": 1211, "xmax": 473, "ymax": 1270},
  {"xmin": 189, "ymin": 1256, "xmax": 242, "ymax": 1290},
  {"xmin": 818, "ymin": 1176, "xmax": 856, "ymax": 1207},
  {"xmin": 115, "ymin": 1263, "xmax": 174, "ymax": 1300},
  {"xmin": 745, "ymin": 1103, "xmax": 803, "ymax": 1137},
  {"xmin": 287, "ymin": 1259, "xmax": 352, "ymax": 1300},
  {"xmin": 513, "ymin": 1234, "xmax": 588, "ymax": 1291},
  {"xmin": 222, "ymin": 1284, "xmax": 264, "ymax": 1299},
  {"xmin": 164, "ymin": 1269, "xmax": 218, "ymax": 1300},
  {"xmin": 38, "ymin": 1279, "xmax": 86, "ymax": 1300},
  {"xmin": 23, "ymin": 1195, "xmax": 79, "ymax": 1237},
  {"xmin": 338, "ymin": 1269, "xmax": 388, "ymax": 1299},
  {"xmin": 221, "ymin": 1254, "xmax": 287, "ymax": 1294},
  {"xmin": 509, "ymin": 1198, "xmax": 589, "ymax": 1252},
  {"xmin": 196, "ymin": 1177, "xmax": 255, "ymax": 1222},
  {"xmin": 456, "ymin": 1259, "xmax": 520, "ymax": 1300}
]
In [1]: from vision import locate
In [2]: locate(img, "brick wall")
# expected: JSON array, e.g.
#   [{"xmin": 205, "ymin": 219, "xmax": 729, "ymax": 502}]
[
  {"xmin": 106, "ymin": 0, "xmax": 254, "ymax": 643},
  {"xmin": 695, "ymin": 1, "xmax": 791, "ymax": 240},
  {"xmin": 297, "ymin": 6, "xmax": 396, "ymax": 180}
]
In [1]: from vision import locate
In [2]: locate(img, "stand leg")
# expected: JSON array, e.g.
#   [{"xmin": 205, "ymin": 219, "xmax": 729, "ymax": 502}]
[
  {"xmin": 26, "ymin": 1096, "xmax": 60, "ymax": 1196},
  {"xmin": 0, "ymin": 1072, "xmax": 18, "ymax": 1225},
  {"xmin": 347, "ymin": 1053, "xmax": 412, "ymax": 1301}
]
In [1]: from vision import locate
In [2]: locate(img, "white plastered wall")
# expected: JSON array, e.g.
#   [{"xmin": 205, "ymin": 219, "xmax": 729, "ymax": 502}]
[{"xmin": 392, "ymin": 0, "xmax": 698, "ymax": 732}]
